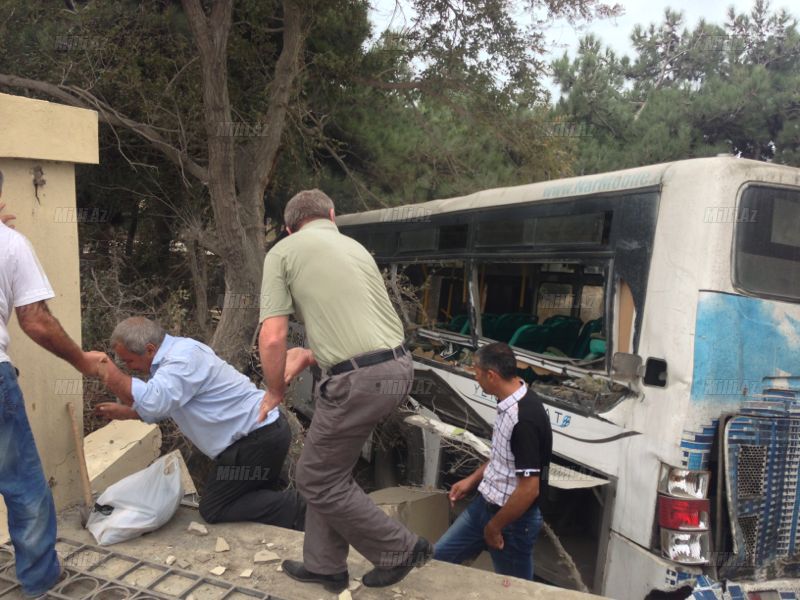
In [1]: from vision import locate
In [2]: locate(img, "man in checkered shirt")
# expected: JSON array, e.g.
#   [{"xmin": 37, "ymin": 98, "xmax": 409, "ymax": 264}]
[{"xmin": 434, "ymin": 342, "xmax": 552, "ymax": 580}]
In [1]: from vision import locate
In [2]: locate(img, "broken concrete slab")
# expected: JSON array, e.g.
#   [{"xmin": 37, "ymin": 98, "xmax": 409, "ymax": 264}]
[
  {"xmin": 339, "ymin": 590, "xmax": 353, "ymax": 600},
  {"xmin": 84, "ymin": 420, "xmax": 161, "ymax": 495},
  {"xmin": 176, "ymin": 559, "xmax": 191, "ymax": 569},
  {"xmin": 162, "ymin": 449, "xmax": 198, "ymax": 495},
  {"xmin": 209, "ymin": 565, "xmax": 226, "ymax": 576},
  {"xmin": 240, "ymin": 568, "xmax": 254, "ymax": 578},
  {"xmin": 369, "ymin": 487, "xmax": 449, "ymax": 544},
  {"xmin": 165, "ymin": 555, "xmax": 177, "ymax": 566},
  {"xmin": 215, "ymin": 536, "xmax": 230, "ymax": 552},
  {"xmin": 56, "ymin": 505, "xmax": 609, "ymax": 600},
  {"xmin": 187, "ymin": 521, "xmax": 208, "ymax": 536}
]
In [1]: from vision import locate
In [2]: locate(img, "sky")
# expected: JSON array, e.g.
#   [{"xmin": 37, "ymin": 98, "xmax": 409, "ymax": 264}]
[{"xmin": 370, "ymin": 0, "xmax": 795, "ymax": 96}]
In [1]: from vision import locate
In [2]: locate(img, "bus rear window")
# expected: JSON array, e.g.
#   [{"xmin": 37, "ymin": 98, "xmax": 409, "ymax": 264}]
[{"xmin": 734, "ymin": 186, "xmax": 800, "ymax": 302}]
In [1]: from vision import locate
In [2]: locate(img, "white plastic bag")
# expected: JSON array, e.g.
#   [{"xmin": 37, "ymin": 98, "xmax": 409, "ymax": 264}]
[{"xmin": 87, "ymin": 453, "xmax": 183, "ymax": 546}]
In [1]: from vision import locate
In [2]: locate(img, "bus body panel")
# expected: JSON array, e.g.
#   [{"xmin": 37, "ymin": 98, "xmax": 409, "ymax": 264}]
[
  {"xmin": 604, "ymin": 532, "xmax": 702, "ymax": 599},
  {"xmin": 416, "ymin": 362, "xmax": 635, "ymax": 478}
]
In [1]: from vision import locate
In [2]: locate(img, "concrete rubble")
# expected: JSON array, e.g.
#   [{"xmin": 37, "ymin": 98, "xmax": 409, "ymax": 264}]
[
  {"xmin": 215, "ymin": 536, "xmax": 230, "ymax": 552},
  {"xmin": 84, "ymin": 420, "xmax": 162, "ymax": 496},
  {"xmin": 187, "ymin": 521, "xmax": 209, "ymax": 536},
  {"xmin": 254, "ymin": 550, "xmax": 281, "ymax": 564}
]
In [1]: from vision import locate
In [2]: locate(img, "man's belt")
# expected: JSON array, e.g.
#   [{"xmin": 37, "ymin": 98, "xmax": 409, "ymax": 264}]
[{"xmin": 329, "ymin": 344, "xmax": 407, "ymax": 376}]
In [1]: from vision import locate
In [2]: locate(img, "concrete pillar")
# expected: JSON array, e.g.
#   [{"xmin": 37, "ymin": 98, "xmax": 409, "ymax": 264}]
[{"xmin": 0, "ymin": 92, "xmax": 99, "ymax": 539}]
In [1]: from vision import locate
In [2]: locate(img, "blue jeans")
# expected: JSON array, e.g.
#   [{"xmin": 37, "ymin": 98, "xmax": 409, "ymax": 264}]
[
  {"xmin": 0, "ymin": 362, "xmax": 60, "ymax": 596},
  {"xmin": 434, "ymin": 494, "xmax": 542, "ymax": 581}
]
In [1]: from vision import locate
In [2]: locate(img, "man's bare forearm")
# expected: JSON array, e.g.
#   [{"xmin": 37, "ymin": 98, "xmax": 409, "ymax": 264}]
[
  {"xmin": 488, "ymin": 478, "xmax": 539, "ymax": 531},
  {"xmin": 470, "ymin": 461, "xmax": 489, "ymax": 485},
  {"xmin": 102, "ymin": 361, "xmax": 134, "ymax": 406},
  {"xmin": 16, "ymin": 301, "xmax": 92, "ymax": 375},
  {"xmin": 259, "ymin": 317, "xmax": 289, "ymax": 396}
]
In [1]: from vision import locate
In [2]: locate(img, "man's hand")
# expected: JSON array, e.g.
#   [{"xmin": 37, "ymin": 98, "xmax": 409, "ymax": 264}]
[
  {"xmin": 82, "ymin": 351, "xmax": 110, "ymax": 379},
  {"xmin": 258, "ymin": 389, "xmax": 283, "ymax": 422},
  {"xmin": 448, "ymin": 476, "xmax": 478, "ymax": 508},
  {"xmin": 284, "ymin": 347, "xmax": 315, "ymax": 385},
  {"xmin": 484, "ymin": 521, "xmax": 504, "ymax": 551},
  {"xmin": 94, "ymin": 402, "xmax": 138, "ymax": 421},
  {"xmin": 0, "ymin": 202, "xmax": 16, "ymax": 229}
]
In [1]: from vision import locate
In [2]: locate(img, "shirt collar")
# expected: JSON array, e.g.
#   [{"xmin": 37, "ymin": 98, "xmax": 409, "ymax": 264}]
[
  {"xmin": 497, "ymin": 381, "xmax": 528, "ymax": 413},
  {"xmin": 298, "ymin": 218, "xmax": 338, "ymax": 232},
  {"xmin": 151, "ymin": 334, "xmax": 176, "ymax": 372}
]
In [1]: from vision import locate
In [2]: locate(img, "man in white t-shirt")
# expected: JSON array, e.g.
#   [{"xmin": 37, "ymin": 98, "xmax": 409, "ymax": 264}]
[{"xmin": 0, "ymin": 172, "xmax": 98, "ymax": 597}]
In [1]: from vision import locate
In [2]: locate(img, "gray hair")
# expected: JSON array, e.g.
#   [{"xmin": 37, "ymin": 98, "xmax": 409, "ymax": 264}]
[
  {"xmin": 284, "ymin": 189, "xmax": 334, "ymax": 231},
  {"xmin": 111, "ymin": 317, "xmax": 166, "ymax": 354}
]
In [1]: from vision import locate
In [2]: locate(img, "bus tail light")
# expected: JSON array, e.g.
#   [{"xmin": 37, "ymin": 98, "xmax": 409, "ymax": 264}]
[
  {"xmin": 657, "ymin": 464, "xmax": 710, "ymax": 499},
  {"xmin": 660, "ymin": 529, "xmax": 712, "ymax": 564},
  {"xmin": 658, "ymin": 496, "xmax": 710, "ymax": 530},
  {"xmin": 657, "ymin": 463, "xmax": 712, "ymax": 564}
]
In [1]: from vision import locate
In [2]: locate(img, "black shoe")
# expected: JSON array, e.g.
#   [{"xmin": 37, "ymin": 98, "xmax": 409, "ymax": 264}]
[
  {"xmin": 362, "ymin": 537, "xmax": 433, "ymax": 588},
  {"xmin": 281, "ymin": 560, "xmax": 348, "ymax": 593}
]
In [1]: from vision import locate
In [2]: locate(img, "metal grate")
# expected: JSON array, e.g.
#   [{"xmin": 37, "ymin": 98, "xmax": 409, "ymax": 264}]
[
  {"xmin": 0, "ymin": 538, "xmax": 285, "ymax": 600},
  {"xmin": 738, "ymin": 515, "xmax": 760, "ymax": 564},
  {"xmin": 736, "ymin": 445, "xmax": 766, "ymax": 498}
]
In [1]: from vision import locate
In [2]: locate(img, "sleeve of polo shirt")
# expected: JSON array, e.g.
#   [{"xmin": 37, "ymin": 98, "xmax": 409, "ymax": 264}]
[
  {"xmin": 131, "ymin": 354, "xmax": 206, "ymax": 423},
  {"xmin": 510, "ymin": 420, "xmax": 542, "ymax": 477},
  {"xmin": 259, "ymin": 249, "xmax": 294, "ymax": 322}
]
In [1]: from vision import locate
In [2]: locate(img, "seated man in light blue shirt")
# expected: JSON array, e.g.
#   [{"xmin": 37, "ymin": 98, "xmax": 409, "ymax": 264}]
[{"xmin": 91, "ymin": 317, "xmax": 305, "ymax": 531}]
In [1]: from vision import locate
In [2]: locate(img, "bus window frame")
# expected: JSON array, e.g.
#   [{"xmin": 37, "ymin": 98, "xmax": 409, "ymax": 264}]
[
  {"xmin": 731, "ymin": 182, "xmax": 800, "ymax": 304},
  {"xmin": 343, "ymin": 187, "xmax": 659, "ymax": 354}
]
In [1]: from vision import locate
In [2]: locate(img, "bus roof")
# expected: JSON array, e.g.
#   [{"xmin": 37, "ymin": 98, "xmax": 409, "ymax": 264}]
[{"xmin": 335, "ymin": 157, "xmax": 794, "ymax": 227}]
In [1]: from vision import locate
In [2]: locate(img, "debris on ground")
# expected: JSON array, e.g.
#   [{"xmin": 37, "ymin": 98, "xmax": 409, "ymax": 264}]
[
  {"xmin": 165, "ymin": 555, "xmax": 177, "ymax": 565},
  {"xmin": 195, "ymin": 551, "xmax": 212, "ymax": 563},
  {"xmin": 187, "ymin": 521, "xmax": 208, "ymax": 536},
  {"xmin": 176, "ymin": 558, "xmax": 191, "ymax": 569},
  {"xmin": 240, "ymin": 568, "xmax": 253, "ymax": 578},
  {"xmin": 338, "ymin": 591, "xmax": 353, "ymax": 600},
  {"xmin": 209, "ymin": 565, "xmax": 226, "ymax": 576},
  {"xmin": 215, "ymin": 536, "xmax": 230, "ymax": 552},
  {"xmin": 349, "ymin": 580, "xmax": 362, "ymax": 592},
  {"xmin": 254, "ymin": 549, "xmax": 281, "ymax": 563}
]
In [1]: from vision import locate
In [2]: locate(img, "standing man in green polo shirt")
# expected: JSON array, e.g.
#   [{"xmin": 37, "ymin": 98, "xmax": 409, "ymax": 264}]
[{"xmin": 258, "ymin": 189, "xmax": 432, "ymax": 593}]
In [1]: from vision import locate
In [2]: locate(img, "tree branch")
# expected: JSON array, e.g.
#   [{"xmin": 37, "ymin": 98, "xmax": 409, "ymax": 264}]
[
  {"xmin": 252, "ymin": 0, "xmax": 305, "ymax": 192},
  {"xmin": 0, "ymin": 73, "xmax": 208, "ymax": 183}
]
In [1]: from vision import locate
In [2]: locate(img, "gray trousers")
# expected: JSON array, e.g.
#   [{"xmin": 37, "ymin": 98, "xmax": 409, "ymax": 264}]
[{"xmin": 296, "ymin": 352, "xmax": 418, "ymax": 574}]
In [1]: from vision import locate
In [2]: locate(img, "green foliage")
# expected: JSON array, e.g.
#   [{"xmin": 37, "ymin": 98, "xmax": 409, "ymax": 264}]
[{"xmin": 553, "ymin": 0, "xmax": 800, "ymax": 172}]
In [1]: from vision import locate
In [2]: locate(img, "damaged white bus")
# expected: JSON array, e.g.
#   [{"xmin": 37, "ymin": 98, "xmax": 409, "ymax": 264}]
[{"xmin": 288, "ymin": 157, "xmax": 800, "ymax": 599}]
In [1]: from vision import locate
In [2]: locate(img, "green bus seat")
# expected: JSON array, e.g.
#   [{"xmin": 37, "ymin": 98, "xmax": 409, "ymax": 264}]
[{"xmin": 572, "ymin": 318, "xmax": 604, "ymax": 359}]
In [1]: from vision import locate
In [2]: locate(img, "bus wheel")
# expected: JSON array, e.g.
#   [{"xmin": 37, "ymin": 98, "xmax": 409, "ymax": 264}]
[{"xmin": 372, "ymin": 416, "xmax": 425, "ymax": 489}]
